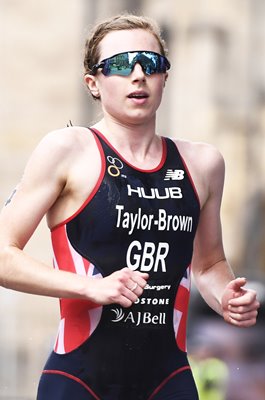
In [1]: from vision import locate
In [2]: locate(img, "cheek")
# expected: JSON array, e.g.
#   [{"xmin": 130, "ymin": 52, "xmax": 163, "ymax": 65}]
[
  {"xmin": 99, "ymin": 79, "xmax": 122, "ymax": 103},
  {"xmin": 152, "ymin": 80, "xmax": 166, "ymax": 106},
  {"xmin": 156, "ymin": 77, "xmax": 167, "ymax": 92},
  {"xmin": 99, "ymin": 81, "xmax": 125, "ymax": 117}
]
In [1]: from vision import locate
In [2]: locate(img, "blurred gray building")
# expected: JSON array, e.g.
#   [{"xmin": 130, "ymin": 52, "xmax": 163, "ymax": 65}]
[{"xmin": 1, "ymin": 0, "xmax": 265, "ymax": 398}]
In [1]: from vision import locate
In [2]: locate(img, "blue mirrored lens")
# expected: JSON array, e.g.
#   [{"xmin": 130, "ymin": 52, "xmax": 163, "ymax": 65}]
[{"xmin": 100, "ymin": 51, "xmax": 170, "ymax": 76}]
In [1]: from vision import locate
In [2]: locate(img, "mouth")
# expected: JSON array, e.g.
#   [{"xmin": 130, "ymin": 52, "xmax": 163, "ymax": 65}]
[{"xmin": 127, "ymin": 91, "xmax": 149, "ymax": 99}]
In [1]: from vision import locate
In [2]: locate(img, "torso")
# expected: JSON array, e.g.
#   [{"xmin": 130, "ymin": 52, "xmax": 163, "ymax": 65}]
[
  {"xmin": 45, "ymin": 127, "xmax": 201, "ymax": 398},
  {"xmin": 47, "ymin": 126, "xmax": 210, "ymax": 229}
]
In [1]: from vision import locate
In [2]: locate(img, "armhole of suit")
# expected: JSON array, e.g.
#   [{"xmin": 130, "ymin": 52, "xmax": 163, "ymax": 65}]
[{"xmin": 51, "ymin": 129, "xmax": 106, "ymax": 231}]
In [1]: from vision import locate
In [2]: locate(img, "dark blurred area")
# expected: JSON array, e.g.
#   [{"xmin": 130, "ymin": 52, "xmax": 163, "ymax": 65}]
[{"xmin": 188, "ymin": 282, "xmax": 265, "ymax": 399}]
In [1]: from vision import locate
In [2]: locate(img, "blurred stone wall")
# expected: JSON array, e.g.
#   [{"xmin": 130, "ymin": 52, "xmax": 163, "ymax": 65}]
[
  {"xmin": 1, "ymin": 1, "xmax": 86, "ymax": 398},
  {"xmin": 1, "ymin": 0, "xmax": 265, "ymax": 398}
]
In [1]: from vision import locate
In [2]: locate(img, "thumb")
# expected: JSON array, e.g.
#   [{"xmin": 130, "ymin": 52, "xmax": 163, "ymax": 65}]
[
  {"xmin": 226, "ymin": 277, "xmax": 247, "ymax": 294},
  {"xmin": 222, "ymin": 277, "xmax": 247, "ymax": 309}
]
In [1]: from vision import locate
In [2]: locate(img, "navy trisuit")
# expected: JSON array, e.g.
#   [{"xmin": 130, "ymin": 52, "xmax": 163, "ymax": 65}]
[{"xmin": 37, "ymin": 128, "xmax": 200, "ymax": 399}]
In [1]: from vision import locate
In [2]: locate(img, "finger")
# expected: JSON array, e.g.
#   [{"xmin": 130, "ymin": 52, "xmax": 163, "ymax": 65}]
[
  {"xmin": 229, "ymin": 291, "xmax": 258, "ymax": 307},
  {"xmin": 228, "ymin": 299, "xmax": 260, "ymax": 314},
  {"xmin": 126, "ymin": 279, "xmax": 137, "ymax": 291},
  {"xmin": 125, "ymin": 279, "xmax": 141, "ymax": 292},
  {"xmin": 132, "ymin": 283, "xmax": 145, "ymax": 297},
  {"xmin": 118, "ymin": 296, "xmax": 134, "ymax": 308},
  {"xmin": 126, "ymin": 275, "xmax": 148, "ymax": 291},
  {"xmin": 123, "ymin": 291, "xmax": 138, "ymax": 307},
  {"xmin": 134, "ymin": 276, "xmax": 148, "ymax": 289},
  {"xmin": 124, "ymin": 277, "xmax": 147, "ymax": 303},
  {"xmin": 124, "ymin": 278, "xmax": 143, "ymax": 299},
  {"xmin": 121, "ymin": 268, "xmax": 148, "ymax": 288},
  {"xmin": 130, "ymin": 282, "xmax": 138, "ymax": 291},
  {"xmin": 134, "ymin": 271, "xmax": 149, "ymax": 281},
  {"xmin": 228, "ymin": 315, "xmax": 258, "ymax": 328},
  {"xmin": 229, "ymin": 309, "xmax": 258, "ymax": 322},
  {"xmin": 226, "ymin": 277, "xmax": 247, "ymax": 293},
  {"xmin": 129, "ymin": 273, "xmax": 148, "ymax": 289}
]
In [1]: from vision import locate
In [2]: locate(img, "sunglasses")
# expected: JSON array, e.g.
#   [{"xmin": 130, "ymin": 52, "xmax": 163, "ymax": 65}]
[{"xmin": 91, "ymin": 50, "xmax": 170, "ymax": 77}]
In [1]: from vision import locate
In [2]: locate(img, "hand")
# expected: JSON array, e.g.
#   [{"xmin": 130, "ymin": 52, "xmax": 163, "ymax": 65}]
[
  {"xmin": 221, "ymin": 277, "xmax": 260, "ymax": 327},
  {"xmin": 87, "ymin": 267, "xmax": 149, "ymax": 308}
]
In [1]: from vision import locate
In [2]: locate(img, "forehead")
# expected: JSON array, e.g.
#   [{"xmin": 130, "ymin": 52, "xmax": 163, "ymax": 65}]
[{"xmin": 99, "ymin": 29, "xmax": 161, "ymax": 60}]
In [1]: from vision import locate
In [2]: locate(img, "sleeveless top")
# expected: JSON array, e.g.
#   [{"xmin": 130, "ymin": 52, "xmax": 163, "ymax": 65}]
[{"xmin": 50, "ymin": 128, "xmax": 200, "ymax": 397}]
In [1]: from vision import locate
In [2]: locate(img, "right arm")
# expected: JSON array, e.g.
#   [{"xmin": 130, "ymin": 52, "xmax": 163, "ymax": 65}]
[{"xmin": 0, "ymin": 129, "xmax": 147, "ymax": 307}]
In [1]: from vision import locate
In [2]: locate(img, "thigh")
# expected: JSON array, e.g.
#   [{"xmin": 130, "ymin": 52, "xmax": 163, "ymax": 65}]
[
  {"xmin": 151, "ymin": 369, "xmax": 199, "ymax": 400},
  {"xmin": 37, "ymin": 371, "xmax": 98, "ymax": 400}
]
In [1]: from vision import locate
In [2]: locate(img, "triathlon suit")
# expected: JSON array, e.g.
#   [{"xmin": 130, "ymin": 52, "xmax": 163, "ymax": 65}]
[{"xmin": 37, "ymin": 128, "xmax": 200, "ymax": 400}]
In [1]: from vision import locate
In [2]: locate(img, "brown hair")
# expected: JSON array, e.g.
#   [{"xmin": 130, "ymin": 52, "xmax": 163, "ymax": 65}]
[{"xmin": 83, "ymin": 14, "xmax": 168, "ymax": 76}]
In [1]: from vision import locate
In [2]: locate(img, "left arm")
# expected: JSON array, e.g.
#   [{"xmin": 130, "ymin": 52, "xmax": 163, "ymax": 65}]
[{"xmin": 191, "ymin": 146, "xmax": 259, "ymax": 327}]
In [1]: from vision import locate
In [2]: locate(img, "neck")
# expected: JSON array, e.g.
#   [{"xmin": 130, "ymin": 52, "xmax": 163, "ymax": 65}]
[
  {"xmin": 92, "ymin": 116, "xmax": 162, "ymax": 167},
  {"xmin": 95, "ymin": 113, "xmax": 156, "ymax": 139}
]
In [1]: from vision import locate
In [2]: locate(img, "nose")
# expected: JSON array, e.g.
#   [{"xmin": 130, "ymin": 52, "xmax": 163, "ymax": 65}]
[{"xmin": 131, "ymin": 62, "xmax": 146, "ymax": 81}]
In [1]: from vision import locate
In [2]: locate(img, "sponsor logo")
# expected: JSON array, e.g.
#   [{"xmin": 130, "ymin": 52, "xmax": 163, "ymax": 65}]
[
  {"xmin": 145, "ymin": 284, "xmax": 171, "ymax": 291},
  {"xmin": 111, "ymin": 307, "xmax": 166, "ymax": 327},
  {"xmin": 111, "ymin": 308, "xmax": 125, "ymax": 322},
  {"xmin": 164, "ymin": 169, "xmax": 185, "ymax": 181},
  {"xmin": 134, "ymin": 297, "xmax": 169, "ymax": 305},
  {"xmin": 127, "ymin": 184, "xmax": 182, "ymax": 199},
  {"xmin": 107, "ymin": 156, "xmax": 124, "ymax": 177}
]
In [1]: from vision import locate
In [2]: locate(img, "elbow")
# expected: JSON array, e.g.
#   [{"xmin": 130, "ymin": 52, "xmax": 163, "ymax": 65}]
[{"xmin": 0, "ymin": 245, "xmax": 17, "ymax": 289}]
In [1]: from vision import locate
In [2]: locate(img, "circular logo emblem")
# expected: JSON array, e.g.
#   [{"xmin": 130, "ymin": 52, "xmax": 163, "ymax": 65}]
[{"xmin": 107, "ymin": 156, "xmax": 124, "ymax": 177}]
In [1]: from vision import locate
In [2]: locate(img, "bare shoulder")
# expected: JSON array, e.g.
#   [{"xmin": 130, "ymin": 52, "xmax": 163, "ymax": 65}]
[
  {"xmin": 175, "ymin": 139, "xmax": 224, "ymax": 167},
  {"xmin": 171, "ymin": 138, "xmax": 225, "ymax": 206},
  {"xmin": 14, "ymin": 125, "xmax": 98, "ymax": 205},
  {"xmin": 35, "ymin": 126, "xmax": 94, "ymax": 156},
  {"xmin": 20, "ymin": 126, "xmax": 101, "ymax": 228},
  {"xmin": 25, "ymin": 126, "xmax": 97, "ymax": 175},
  {"xmin": 32, "ymin": 125, "xmax": 101, "ymax": 192},
  {"xmin": 173, "ymin": 138, "xmax": 225, "ymax": 177}
]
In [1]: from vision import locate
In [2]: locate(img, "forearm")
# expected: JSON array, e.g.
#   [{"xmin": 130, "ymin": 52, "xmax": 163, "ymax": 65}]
[
  {"xmin": 193, "ymin": 258, "xmax": 235, "ymax": 316},
  {"xmin": 0, "ymin": 245, "xmax": 89, "ymax": 299},
  {"xmin": 0, "ymin": 245, "xmax": 150, "ymax": 309}
]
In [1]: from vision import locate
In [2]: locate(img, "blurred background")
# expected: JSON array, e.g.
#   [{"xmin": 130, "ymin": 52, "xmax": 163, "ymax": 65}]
[{"xmin": 1, "ymin": 0, "xmax": 265, "ymax": 399}]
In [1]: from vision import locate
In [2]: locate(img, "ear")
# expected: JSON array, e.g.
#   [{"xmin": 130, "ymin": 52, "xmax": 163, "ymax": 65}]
[
  {"xmin": 84, "ymin": 74, "xmax": 100, "ymax": 99},
  {"xmin": 164, "ymin": 72, "xmax": 168, "ymax": 87}
]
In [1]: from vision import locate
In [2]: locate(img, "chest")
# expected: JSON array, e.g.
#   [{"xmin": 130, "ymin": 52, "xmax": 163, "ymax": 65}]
[{"xmin": 65, "ymin": 136, "xmax": 200, "ymax": 279}]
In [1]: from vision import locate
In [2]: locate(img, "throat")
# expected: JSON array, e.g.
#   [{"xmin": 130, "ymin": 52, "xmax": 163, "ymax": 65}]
[
  {"xmin": 121, "ymin": 138, "xmax": 164, "ymax": 170},
  {"xmin": 92, "ymin": 120, "xmax": 163, "ymax": 169}
]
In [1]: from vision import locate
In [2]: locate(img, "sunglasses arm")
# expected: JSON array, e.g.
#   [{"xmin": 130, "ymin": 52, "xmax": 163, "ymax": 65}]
[{"xmin": 91, "ymin": 62, "xmax": 104, "ymax": 75}]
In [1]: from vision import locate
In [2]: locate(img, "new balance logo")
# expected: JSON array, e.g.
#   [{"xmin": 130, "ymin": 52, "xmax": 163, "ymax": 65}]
[{"xmin": 164, "ymin": 169, "xmax": 185, "ymax": 181}]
